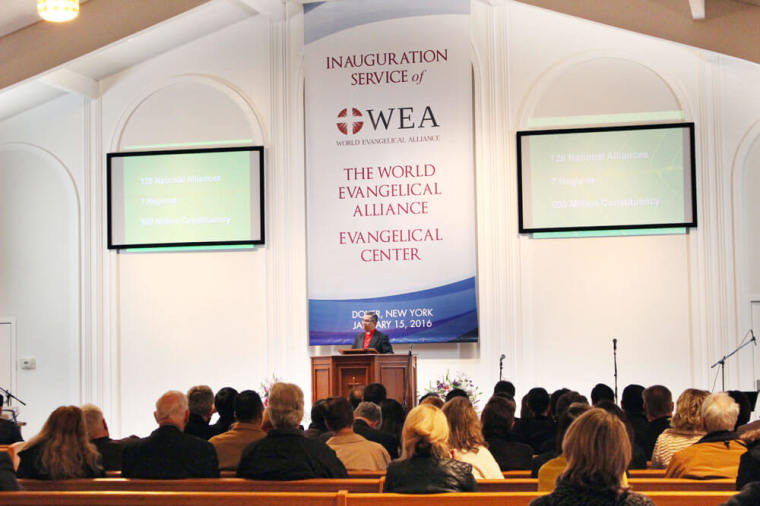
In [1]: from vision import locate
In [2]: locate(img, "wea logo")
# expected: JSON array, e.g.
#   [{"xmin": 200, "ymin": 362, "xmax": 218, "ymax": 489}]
[{"xmin": 336, "ymin": 106, "xmax": 439, "ymax": 136}]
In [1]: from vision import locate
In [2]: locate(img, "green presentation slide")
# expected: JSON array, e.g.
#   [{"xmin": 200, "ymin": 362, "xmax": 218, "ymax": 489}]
[
  {"xmin": 122, "ymin": 151, "xmax": 252, "ymax": 245},
  {"xmin": 523, "ymin": 127, "xmax": 692, "ymax": 229}
]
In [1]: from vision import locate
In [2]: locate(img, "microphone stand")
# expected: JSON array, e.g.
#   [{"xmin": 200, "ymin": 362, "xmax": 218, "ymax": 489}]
[
  {"xmin": 499, "ymin": 354, "xmax": 505, "ymax": 381},
  {"xmin": 711, "ymin": 330, "xmax": 756, "ymax": 391},
  {"xmin": 612, "ymin": 338, "xmax": 618, "ymax": 403},
  {"xmin": 0, "ymin": 386, "xmax": 26, "ymax": 424}
]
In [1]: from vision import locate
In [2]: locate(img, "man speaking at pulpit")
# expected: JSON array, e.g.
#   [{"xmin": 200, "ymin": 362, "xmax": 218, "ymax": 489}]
[{"xmin": 352, "ymin": 312, "xmax": 393, "ymax": 354}]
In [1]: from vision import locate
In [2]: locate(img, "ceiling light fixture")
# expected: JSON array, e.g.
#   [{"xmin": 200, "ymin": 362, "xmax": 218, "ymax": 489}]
[{"xmin": 37, "ymin": 0, "xmax": 80, "ymax": 23}]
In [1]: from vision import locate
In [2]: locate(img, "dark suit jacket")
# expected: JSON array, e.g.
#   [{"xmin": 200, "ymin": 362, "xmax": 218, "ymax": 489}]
[
  {"xmin": 353, "ymin": 419, "xmax": 399, "ymax": 459},
  {"xmin": 184, "ymin": 413, "xmax": 214, "ymax": 440},
  {"xmin": 0, "ymin": 418, "xmax": 23, "ymax": 445},
  {"xmin": 236, "ymin": 428, "xmax": 347, "ymax": 480},
  {"xmin": 121, "ymin": 425, "xmax": 219, "ymax": 478},
  {"xmin": 351, "ymin": 330, "xmax": 393, "ymax": 354},
  {"xmin": 92, "ymin": 436, "xmax": 138, "ymax": 471},
  {"xmin": 0, "ymin": 452, "xmax": 20, "ymax": 491}
]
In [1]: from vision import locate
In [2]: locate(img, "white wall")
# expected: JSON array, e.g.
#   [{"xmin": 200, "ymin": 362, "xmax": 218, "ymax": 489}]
[{"xmin": 2, "ymin": 1, "xmax": 760, "ymax": 437}]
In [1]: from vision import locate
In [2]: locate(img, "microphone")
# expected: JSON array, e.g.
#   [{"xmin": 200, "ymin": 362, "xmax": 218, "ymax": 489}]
[
  {"xmin": 499, "ymin": 354, "xmax": 506, "ymax": 381},
  {"xmin": 613, "ymin": 338, "xmax": 617, "ymax": 351},
  {"xmin": 500, "ymin": 354, "xmax": 506, "ymax": 361}
]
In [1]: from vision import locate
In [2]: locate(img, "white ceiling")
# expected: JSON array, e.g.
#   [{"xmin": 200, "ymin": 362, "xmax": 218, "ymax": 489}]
[{"xmin": 0, "ymin": 0, "xmax": 260, "ymax": 121}]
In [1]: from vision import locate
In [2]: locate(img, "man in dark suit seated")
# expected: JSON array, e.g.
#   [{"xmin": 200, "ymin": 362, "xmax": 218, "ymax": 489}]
[
  {"xmin": 236, "ymin": 383, "xmax": 346, "ymax": 480},
  {"xmin": 82, "ymin": 404, "xmax": 137, "ymax": 471},
  {"xmin": 351, "ymin": 312, "xmax": 393, "ymax": 354},
  {"xmin": 121, "ymin": 390, "xmax": 219, "ymax": 478},
  {"xmin": 353, "ymin": 401, "xmax": 399, "ymax": 459},
  {"xmin": 0, "ymin": 397, "xmax": 23, "ymax": 445},
  {"xmin": 513, "ymin": 387, "xmax": 556, "ymax": 453},
  {"xmin": 184, "ymin": 385, "xmax": 215, "ymax": 440}
]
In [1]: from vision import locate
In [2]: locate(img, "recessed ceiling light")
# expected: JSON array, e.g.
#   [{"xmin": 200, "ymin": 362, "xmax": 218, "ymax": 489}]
[{"xmin": 37, "ymin": 0, "xmax": 80, "ymax": 23}]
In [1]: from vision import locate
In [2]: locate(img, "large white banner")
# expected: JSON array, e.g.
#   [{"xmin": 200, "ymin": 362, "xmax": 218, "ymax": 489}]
[{"xmin": 305, "ymin": 0, "xmax": 477, "ymax": 345}]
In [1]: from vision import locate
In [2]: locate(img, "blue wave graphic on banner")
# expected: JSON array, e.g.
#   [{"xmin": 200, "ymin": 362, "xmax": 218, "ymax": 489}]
[{"xmin": 309, "ymin": 277, "xmax": 478, "ymax": 345}]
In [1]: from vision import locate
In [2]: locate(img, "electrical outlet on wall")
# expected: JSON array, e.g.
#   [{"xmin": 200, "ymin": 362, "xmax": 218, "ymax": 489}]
[{"xmin": 19, "ymin": 358, "xmax": 36, "ymax": 370}]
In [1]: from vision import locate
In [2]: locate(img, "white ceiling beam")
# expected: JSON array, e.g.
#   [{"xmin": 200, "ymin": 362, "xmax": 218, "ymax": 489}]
[
  {"xmin": 235, "ymin": 0, "xmax": 285, "ymax": 20},
  {"xmin": 689, "ymin": 0, "xmax": 706, "ymax": 20},
  {"xmin": 38, "ymin": 68, "xmax": 99, "ymax": 99}
]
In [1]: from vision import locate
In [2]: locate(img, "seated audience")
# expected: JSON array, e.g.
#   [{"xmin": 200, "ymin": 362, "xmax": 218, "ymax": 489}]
[
  {"xmin": 553, "ymin": 391, "xmax": 588, "ymax": 422},
  {"xmin": 621, "ymin": 384, "xmax": 647, "ymax": 453},
  {"xmin": 666, "ymin": 392, "xmax": 745, "ymax": 479},
  {"xmin": 514, "ymin": 387, "xmax": 556, "ymax": 453},
  {"xmin": 0, "ymin": 396, "xmax": 23, "ymax": 445},
  {"xmin": 380, "ymin": 398, "xmax": 405, "ymax": 444},
  {"xmin": 210, "ymin": 387, "xmax": 238, "ymax": 436},
  {"xmin": 481, "ymin": 395, "xmax": 533, "ymax": 471},
  {"xmin": 641, "ymin": 385, "xmax": 673, "ymax": 460},
  {"xmin": 325, "ymin": 397, "xmax": 390, "ymax": 470},
  {"xmin": 728, "ymin": 391, "xmax": 752, "ymax": 431},
  {"xmin": 590, "ymin": 383, "xmax": 615, "ymax": 406},
  {"xmin": 0, "ymin": 452, "xmax": 20, "ymax": 491},
  {"xmin": 303, "ymin": 399, "xmax": 329, "ymax": 440},
  {"xmin": 348, "ymin": 387, "xmax": 364, "ymax": 410},
  {"xmin": 536, "ymin": 403, "xmax": 591, "ymax": 490},
  {"xmin": 384, "ymin": 404, "xmax": 477, "ymax": 493},
  {"xmin": 184, "ymin": 385, "xmax": 215, "ymax": 440},
  {"xmin": 420, "ymin": 393, "xmax": 444, "ymax": 409},
  {"xmin": 595, "ymin": 400, "xmax": 647, "ymax": 469},
  {"xmin": 444, "ymin": 388, "xmax": 470, "ymax": 403},
  {"xmin": 736, "ymin": 427, "xmax": 760, "ymax": 490},
  {"xmin": 237, "ymin": 383, "xmax": 346, "ymax": 480},
  {"xmin": 442, "ymin": 396, "xmax": 502, "ymax": 479},
  {"xmin": 209, "ymin": 390, "xmax": 266, "ymax": 471},
  {"xmin": 363, "ymin": 383, "xmax": 387, "ymax": 405},
  {"xmin": 531, "ymin": 409, "xmax": 654, "ymax": 505},
  {"xmin": 81, "ymin": 404, "xmax": 137, "ymax": 471},
  {"xmin": 650, "ymin": 388, "xmax": 708, "ymax": 469},
  {"xmin": 549, "ymin": 388, "xmax": 570, "ymax": 421},
  {"xmin": 121, "ymin": 390, "xmax": 219, "ymax": 478},
  {"xmin": 17, "ymin": 406, "xmax": 104, "ymax": 479},
  {"xmin": 354, "ymin": 401, "xmax": 399, "ymax": 459},
  {"xmin": 493, "ymin": 380, "xmax": 516, "ymax": 399}
]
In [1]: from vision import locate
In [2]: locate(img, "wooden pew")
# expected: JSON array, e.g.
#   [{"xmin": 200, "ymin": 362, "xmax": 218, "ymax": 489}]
[
  {"xmin": 0, "ymin": 491, "xmax": 346, "ymax": 506},
  {"xmin": 0, "ymin": 490, "xmax": 739, "ymax": 506},
  {"xmin": 477, "ymin": 477, "xmax": 736, "ymax": 493},
  {"xmin": 629, "ymin": 469, "xmax": 667, "ymax": 478},
  {"xmin": 345, "ymin": 491, "xmax": 737, "ymax": 506},
  {"xmin": 629, "ymin": 478, "xmax": 735, "ymax": 492},
  {"xmin": 18, "ymin": 477, "xmax": 383, "ymax": 493}
]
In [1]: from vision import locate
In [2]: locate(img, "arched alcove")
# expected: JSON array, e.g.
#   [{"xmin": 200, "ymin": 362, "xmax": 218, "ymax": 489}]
[
  {"xmin": 0, "ymin": 144, "xmax": 80, "ymax": 436},
  {"xmin": 112, "ymin": 77, "xmax": 271, "ymax": 438},
  {"xmin": 515, "ymin": 55, "xmax": 695, "ymax": 397}
]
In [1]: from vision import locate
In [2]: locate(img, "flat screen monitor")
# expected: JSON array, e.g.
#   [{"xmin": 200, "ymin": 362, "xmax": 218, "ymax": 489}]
[
  {"xmin": 517, "ymin": 123, "xmax": 696, "ymax": 233},
  {"xmin": 107, "ymin": 146, "xmax": 264, "ymax": 249}
]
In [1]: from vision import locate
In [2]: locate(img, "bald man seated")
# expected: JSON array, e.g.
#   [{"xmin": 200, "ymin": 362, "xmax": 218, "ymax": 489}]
[{"xmin": 121, "ymin": 390, "xmax": 219, "ymax": 478}]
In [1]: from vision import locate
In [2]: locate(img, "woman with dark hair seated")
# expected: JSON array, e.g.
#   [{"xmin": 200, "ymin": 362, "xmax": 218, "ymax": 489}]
[
  {"xmin": 383, "ymin": 404, "xmax": 477, "ymax": 493},
  {"xmin": 480, "ymin": 395, "xmax": 533, "ymax": 471},
  {"xmin": 17, "ymin": 406, "xmax": 104, "ymax": 480},
  {"xmin": 531, "ymin": 409, "xmax": 654, "ymax": 505},
  {"xmin": 379, "ymin": 398, "xmax": 405, "ymax": 447},
  {"xmin": 537, "ymin": 402, "xmax": 591, "ymax": 491}
]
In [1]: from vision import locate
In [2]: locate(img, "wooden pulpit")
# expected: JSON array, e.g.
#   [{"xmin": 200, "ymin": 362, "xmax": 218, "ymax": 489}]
[{"xmin": 311, "ymin": 354, "xmax": 417, "ymax": 409}]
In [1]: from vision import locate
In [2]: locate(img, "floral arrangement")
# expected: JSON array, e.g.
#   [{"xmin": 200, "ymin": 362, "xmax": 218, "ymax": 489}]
[
  {"xmin": 425, "ymin": 370, "xmax": 481, "ymax": 407},
  {"xmin": 260, "ymin": 373, "xmax": 282, "ymax": 408}
]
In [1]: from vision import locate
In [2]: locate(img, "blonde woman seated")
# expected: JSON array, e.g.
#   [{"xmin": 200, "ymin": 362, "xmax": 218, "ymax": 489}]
[
  {"xmin": 383, "ymin": 404, "xmax": 477, "ymax": 493},
  {"xmin": 531, "ymin": 409, "xmax": 654, "ymax": 506},
  {"xmin": 442, "ymin": 396, "xmax": 503, "ymax": 479},
  {"xmin": 650, "ymin": 388, "xmax": 708, "ymax": 469},
  {"xmin": 17, "ymin": 406, "xmax": 104, "ymax": 480}
]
